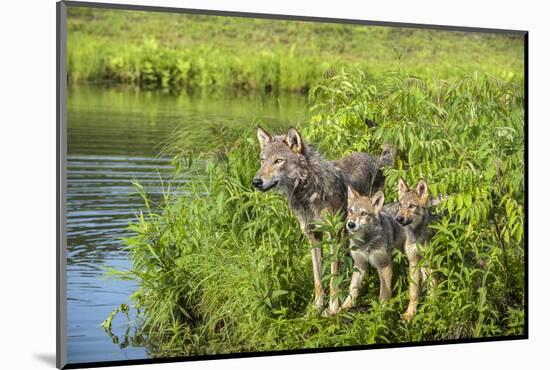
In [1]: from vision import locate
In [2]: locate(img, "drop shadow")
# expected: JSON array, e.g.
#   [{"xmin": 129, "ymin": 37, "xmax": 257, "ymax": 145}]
[{"xmin": 34, "ymin": 353, "xmax": 57, "ymax": 367}]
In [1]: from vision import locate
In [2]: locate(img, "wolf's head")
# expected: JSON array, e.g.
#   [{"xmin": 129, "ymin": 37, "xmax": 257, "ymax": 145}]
[
  {"xmin": 252, "ymin": 126, "xmax": 307, "ymax": 192},
  {"xmin": 396, "ymin": 178, "xmax": 429, "ymax": 227},
  {"xmin": 345, "ymin": 187, "xmax": 385, "ymax": 234}
]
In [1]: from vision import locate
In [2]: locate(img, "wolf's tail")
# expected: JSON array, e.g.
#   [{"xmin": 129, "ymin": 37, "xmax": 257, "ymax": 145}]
[{"xmin": 379, "ymin": 144, "xmax": 396, "ymax": 167}]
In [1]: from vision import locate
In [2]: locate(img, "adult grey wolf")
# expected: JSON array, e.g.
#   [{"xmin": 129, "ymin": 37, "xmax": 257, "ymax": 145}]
[
  {"xmin": 340, "ymin": 188, "xmax": 406, "ymax": 311},
  {"xmin": 252, "ymin": 126, "xmax": 393, "ymax": 314}
]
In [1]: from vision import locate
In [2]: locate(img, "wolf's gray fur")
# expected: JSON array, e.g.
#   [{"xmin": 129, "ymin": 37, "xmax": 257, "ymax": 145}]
[
  {"xmin": 340, "ymin": 188, "xmax": 406, "ymax": 310},
  {"xmin": 332, "ymin": 144, "xmax": 395, "ymax": 196},
  {"xmin": 395, "ymin": 178, "xmax": 436, "ymax": 321},
  {"xmin": 253, "ymin": 126, "xmax": 393, "ymax": 314}
]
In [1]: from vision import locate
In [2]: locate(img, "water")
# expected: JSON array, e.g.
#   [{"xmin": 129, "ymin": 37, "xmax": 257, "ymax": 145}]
[{"xmin": 66, "ymin": 85, "xmax": 307, "ymax": 364}]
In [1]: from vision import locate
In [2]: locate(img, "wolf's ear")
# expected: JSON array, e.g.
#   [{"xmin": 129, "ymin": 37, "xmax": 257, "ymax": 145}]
[
  {"xmin": 257, "ymin": 126, "xmax": 272, "ymax": 149},
  {"xmin": 347, "ymin": 186, "xmax": 360, "ymax": 201},
  {"xmin": 416, "ymin": 180, "xmax": 429, "ymax": 205},
  {"xmin": 371, "ymin": 191, "xmax": 385, "ymax": 213},
  {"xmin": 285, "ymin": 128, "xmax": 304, "ymax": 154},
  {"xmin": 398, "ymin": 178, "xmax": 409, "ymax": 198}
]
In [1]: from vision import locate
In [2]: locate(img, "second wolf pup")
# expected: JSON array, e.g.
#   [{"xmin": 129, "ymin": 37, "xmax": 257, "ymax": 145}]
[
  {"xmin": 395, "ymin": 178, "xmax": 435, "ymax": 321},
  {"xmin": 340, "ymin": 187, "xmax": 405, "ymax": 310}
]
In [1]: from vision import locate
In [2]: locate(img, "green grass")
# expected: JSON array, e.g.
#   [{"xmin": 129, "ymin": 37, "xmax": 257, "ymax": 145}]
[
  {"xmin": 108, "ymin": 68, "xmax": 525, "ymax": 357},
  {"xmin": 67, "ymin": 7, "xmax": 524, "ymax": 92}
]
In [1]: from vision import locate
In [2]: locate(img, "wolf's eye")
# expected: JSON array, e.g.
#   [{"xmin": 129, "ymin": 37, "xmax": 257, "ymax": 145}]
[
  {"xmin": 409, "ymin": 204, "xmax": 416, "ymax": 209},
  {"xmin": 274, "ymin": 159, "xmax": 284, "ymax": 164},
  {"xmin": 360, "ymin": 211, "xmax": 368, "ymax": 216}
]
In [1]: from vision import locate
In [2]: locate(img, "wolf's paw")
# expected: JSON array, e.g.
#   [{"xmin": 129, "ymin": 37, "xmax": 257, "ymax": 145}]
[
  {"xmin": 303, "ymin": 303, "xmax": 325, "ymax": 319},
  {"xmin": 338, "ymin": 300, "xmax": 355, "ymax": 314},
  {"xmin": 403, "ymin": 309, "xmax": 416, "ymax": 322},
  {"xmin": 321, "ymin": 307, "xmax": 339, "ymax": 317},
  {"xmin": 337, "ymin": 306, "xmax": 349, "ymax": 314}
]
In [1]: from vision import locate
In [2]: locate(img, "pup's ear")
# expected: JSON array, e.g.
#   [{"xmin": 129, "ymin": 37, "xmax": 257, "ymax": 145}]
[
  {"xmin": 347, "ymin": 186, "xmax": 361, "ymax": 201},
  {"xmin": 285, "ymin": 128, "xmax": 304, "ymax": 154},
  {"xmin": 371, "ymin": 191, "xmax": 385, "ymax": 213},
  {"xmin": 398, "ymin": 178, "xmax": 409, "ymax": 199},
  {"xmin": 257, "ymin": 126, "xmax": 272, "ymax": 149},
  {"xmin": 416, "ymin": 180, "xmax": 429, "ymax": 205}
]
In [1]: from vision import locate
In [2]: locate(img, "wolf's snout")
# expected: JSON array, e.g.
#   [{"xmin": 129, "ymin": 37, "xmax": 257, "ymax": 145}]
[
  {"xmin": 396, "ymin": 215, "xmax": 412, "ymax": 226},
  {"xmin": 252, "ymin": 178, "xmax": 263, "ymax": 188},
  {"xmin": 346, "ymin": 220, "xmax": 357, "ymax": 231}
]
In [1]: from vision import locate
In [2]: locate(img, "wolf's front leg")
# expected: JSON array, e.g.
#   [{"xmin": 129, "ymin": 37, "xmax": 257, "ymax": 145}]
[
  {"xmin": 327, "ymin": 244, "xmax": 341, "ymax": 314},
  {"xmin": 378, "ymin": 262, "xmax": 393, "ymax": 301},
  {"xmin": 340, "ymin": 267, "xmax": 365, "ymax": 311},
  {"xmin": 310, "ymin": 246, "xmax": 324, "ymax": 310},
  {"xmin": 404, "ymin": 245, "xmax": 421, "ymax": 321}
]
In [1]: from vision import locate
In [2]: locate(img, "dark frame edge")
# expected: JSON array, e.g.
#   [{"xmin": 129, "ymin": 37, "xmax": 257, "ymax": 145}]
[
  {"xmin": 62, "ymin": 0, "xmax": 527, "ymax": 35},
  {"xmin": 523, "ymin": 31, "xmax": 529, "ymax": 339},
  {"xmin": 57, "ymin": 1, "xmax": 68, "ymax": 369}
]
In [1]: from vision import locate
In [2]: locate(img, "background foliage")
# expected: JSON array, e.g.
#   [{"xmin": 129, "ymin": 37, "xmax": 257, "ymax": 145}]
[{"xmin": 68, "ymin": 7, "xmax": 523, "ymax": 93}]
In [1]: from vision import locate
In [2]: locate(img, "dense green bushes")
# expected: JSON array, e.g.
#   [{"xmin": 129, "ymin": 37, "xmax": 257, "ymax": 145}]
[{"xmin": 109, "ymin": 68, "xmax": 524, "ymax": 357}]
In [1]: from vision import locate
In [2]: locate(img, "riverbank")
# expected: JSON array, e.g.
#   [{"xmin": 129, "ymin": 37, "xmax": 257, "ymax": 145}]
[{"xmin": 67, "ymin": 7, "xmax": 524, "ymax": 92}]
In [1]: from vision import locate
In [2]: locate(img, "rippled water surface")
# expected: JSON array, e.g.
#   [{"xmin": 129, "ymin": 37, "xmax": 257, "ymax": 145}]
[{"xmin": 66, "ymin": 85, "xmax": 307, "ymax": 364}]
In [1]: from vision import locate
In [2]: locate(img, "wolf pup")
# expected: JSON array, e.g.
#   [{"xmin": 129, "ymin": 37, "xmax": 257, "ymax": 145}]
[
  {"xmin": 253, "ymin": 126, "xmax": 393, "ymax": 314},
  {"xmin": 396, "ymin": 178, "xmax": 435, "ymax": 321},
  {"xmin": 340, "ymin": 187, "xmax": 405, "ymax": 311}
]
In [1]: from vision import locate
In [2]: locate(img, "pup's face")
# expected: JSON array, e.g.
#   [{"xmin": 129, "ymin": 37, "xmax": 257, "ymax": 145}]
[
  {"xmin": 252, "ymin": 127, "xmax": 304, "ymax": 192},
  {"xmin": 396, "ymin": 178, "xmax": 429, "ymax": 227},
  {"xmin": 346, "ymin": 188, "xmax": 385, "ymax": 234}
]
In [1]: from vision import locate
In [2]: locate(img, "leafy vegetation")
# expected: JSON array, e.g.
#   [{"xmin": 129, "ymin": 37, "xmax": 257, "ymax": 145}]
[
  {"xmin": 108, "ymin": 67, "xmax": 525, "ymax": 357},
  {"xmin": 67, "ymin": 7, "xmax": 523, "ymax": 92}
]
